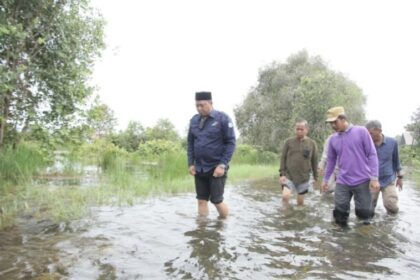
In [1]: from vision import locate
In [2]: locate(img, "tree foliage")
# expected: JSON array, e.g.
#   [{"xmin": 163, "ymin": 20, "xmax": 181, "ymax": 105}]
[
  {"xmin": 112, "ymin": 120, "xmax": 145, "ymax": 152},
  {"xmin": 144, "ymin": 118, "xmax": 180, "ymax": 142},
  {"xmin": 0, "ymin": 0, "xmax": 105, "ymax": 147},
  {"xmin": 85, "ymin": 96, "xmax": 116, "ymax": 139},
  {"xmin": 405, "ymin": 106, "xmax": 420, "ymax": 145},
  {"xmin": 234, "ymin": 50, "xmax": 366, "ymax": 152}
]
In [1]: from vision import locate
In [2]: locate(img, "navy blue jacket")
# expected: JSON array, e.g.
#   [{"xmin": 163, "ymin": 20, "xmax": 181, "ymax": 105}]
[
  {"xmin": 375, "ymin": 135, "xmax": 402, "ymax": 187},
  {"xmin": 187, "ymin": 110, "xmax": 236, "ymax": 172}
]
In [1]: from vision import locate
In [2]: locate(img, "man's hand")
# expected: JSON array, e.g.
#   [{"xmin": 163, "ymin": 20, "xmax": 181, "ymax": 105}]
[
  {"xmin": 279, "ymin": 176, "xmax": 287, "ymax": 185},
  {"xmin": 370, "ymin": 180, "xmax": 380, "ymax": 192},
  {"xmin": 320, "ymin": 182, "xmax": 329, "ymax": 193},
  {"xmin": 213, "ymin": 165, "xmax": 225, "ymax": 177},
  {"xmin": 396, "ymin": 178, "xmax": 403, "ymax": 191},
  {"xmin": 188, "ymin": 165, "xmax": 196, "ymax": 176}
]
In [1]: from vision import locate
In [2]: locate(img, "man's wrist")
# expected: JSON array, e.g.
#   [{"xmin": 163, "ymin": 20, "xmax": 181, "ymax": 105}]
[
  {"xmin": 397, "ymin": 175, "xmax": 403, "ymax": 179},
  {"xmin": 218, "ymin": 164, "xmax": 226, "ymax": 169}
]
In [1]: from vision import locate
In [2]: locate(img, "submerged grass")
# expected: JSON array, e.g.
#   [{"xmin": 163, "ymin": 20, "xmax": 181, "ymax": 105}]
[{"xmin": 0, "ymin": 161, "xmax": 277, "ymax": 229}]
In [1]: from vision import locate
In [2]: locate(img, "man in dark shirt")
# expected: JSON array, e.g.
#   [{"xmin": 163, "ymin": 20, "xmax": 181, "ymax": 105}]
[
  {"xmin": 279, "ymin": 119, "xmax": 318, "ymax": 206},
  {"xmin": 366, "ymin": 120, "xmax": 403, "ymax": 214},
  {"xmin": 187, "ymin": 91, "xmax": 236, "ymax": 218}
]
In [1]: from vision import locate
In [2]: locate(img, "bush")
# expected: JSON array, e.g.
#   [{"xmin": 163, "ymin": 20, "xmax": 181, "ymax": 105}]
[
  {"xmin": 400, "ymin": 146, "xmax": 419, "ymax": 166},
  {"xmin": 232, "ymin": 144, "xmax": 278, "ymax": 165},
  {"xmin": 76, "ymin": 139, "xmax": 128, "ymax": 171},
  {"xmin": 138, "ymin": 139, "xmax": 182, "ymax": 158}
]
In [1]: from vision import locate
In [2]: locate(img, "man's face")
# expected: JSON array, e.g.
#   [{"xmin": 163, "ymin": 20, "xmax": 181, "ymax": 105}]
[
  {"xmin": 195, "ymin": 100, "xmax": 212, "ymax": 116},
  {"xmin": 295, "ymin": 123, "xmax": 308, "ymax": 139},
  {"xmin": 368, "ymin": 128, "xmax": 382, "ymax": 142},
  {"xmin": 329, "ymin": 118, "xmax": 346, "ymax": 132}
]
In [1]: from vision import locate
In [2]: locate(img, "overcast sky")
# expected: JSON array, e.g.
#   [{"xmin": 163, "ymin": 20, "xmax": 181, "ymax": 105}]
[{"xmin": 90, "ymin": 0, "xmax": 420, "ymax": 137}]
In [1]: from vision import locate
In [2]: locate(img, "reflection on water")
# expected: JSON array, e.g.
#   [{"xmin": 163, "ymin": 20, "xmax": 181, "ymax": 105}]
[{"xmin": 1, "ymin": 179, "xmax": 420, "ymax": 279}]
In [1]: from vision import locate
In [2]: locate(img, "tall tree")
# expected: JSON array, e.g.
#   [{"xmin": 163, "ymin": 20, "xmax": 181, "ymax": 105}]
[
  {"xmin": 0, "ymin": 0, "xmax": 105, "ymax": 147},
  {"xmin": 405, "ymin": 106, "xmax": 420, "ymax": 146},
  {"xmin": 85, "ymin": 96, "xmax": 116, "ymax": 139},
  {"xmin": 144, "ymin": 118, "xmax": 179, "ymax": 142},
  {"xmin": 112, "ymin": 121, "xmax": 145, "ymax": 152},
  {"xmin": 234, "ymin": 50, "xmax": 366, "ymax": 152}
]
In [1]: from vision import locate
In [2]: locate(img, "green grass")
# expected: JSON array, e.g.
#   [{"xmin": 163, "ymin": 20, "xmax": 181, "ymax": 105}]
[
  {"xmin": 0, "ymin": 142, "xmax": 280, "ymax": 229},
  {"xmin": 229, "ymin": 164, "xmax": 278, "ymax": 181},
  {"xmin": 0, "ymin": 142, "xmax": 48, "ymax": 183},
  {"xmin": 0, "ymin": 162, "xmax": 277, "ymax": 229},
  {"xmin": 400, "ymin": 146, "xmax": 420, "ymax": 185}
]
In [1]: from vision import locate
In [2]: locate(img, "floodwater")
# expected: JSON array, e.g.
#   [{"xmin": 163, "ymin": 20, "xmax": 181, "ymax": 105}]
[{"xmin": 1, "ymin": 179, "xmax": 420, "ymax": 279}]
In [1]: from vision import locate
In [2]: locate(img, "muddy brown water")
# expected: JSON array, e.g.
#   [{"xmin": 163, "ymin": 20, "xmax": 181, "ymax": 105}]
[{"xmin": 1, "ymin": 179, "xmax": 419, "ymax": 279}]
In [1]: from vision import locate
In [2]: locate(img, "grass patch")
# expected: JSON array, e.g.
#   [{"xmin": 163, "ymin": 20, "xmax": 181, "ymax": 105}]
[
  {"xmin": 1, "ymin": 142, "xmax": 279, "ymax": 229},
  {"xmin": 1, "ymin": 162, "xmax": 276, "ymax": 230},
  {"xmin": 400, "ymin": 146, "xmax": 420, "ymax": 185},
  {"xmin": 0, "ymin": 142, "xmax": 48, "ymax": 183}
]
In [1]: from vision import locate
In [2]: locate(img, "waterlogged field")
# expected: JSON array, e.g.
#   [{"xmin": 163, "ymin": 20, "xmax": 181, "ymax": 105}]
[{"xmin": 1, "ymin": 177, "xmax": 420, "ymax": 279}]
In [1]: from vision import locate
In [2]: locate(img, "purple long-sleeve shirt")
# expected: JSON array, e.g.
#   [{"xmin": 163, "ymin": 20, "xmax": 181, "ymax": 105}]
[{"xmin": 323, "ymin": 125, "xmax": 379, "ymax": 186}]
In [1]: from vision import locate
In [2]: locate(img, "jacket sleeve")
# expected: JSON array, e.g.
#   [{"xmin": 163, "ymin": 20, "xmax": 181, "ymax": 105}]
[
  {"xmin": 323, "ymin": 137, "xmax": 337, "ymax": 183},
  {"xmin": 392, "ymin": 140, "xmax": 402, "ymax": 173},
  {"xmin": 311, "ymin": 140, "xmax": 319, "ymax": 181},
  {"xmin": 187, "ymin": 119, "xmax": 195, "ymax": 166},
  {"xmin": 363, "ymin": 127, "xmax": 379, "ymax": 180},
  {"xmin": 219, "ymin": 115, "xmax": 236, "ymax": 166},
  {"xmin": 279, "ymin": 140, "xmax": 288, "ymax": 176}
]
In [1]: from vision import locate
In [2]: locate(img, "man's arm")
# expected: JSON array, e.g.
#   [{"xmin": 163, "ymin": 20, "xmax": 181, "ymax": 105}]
[
  {"xmin": 363, "ymin": 128, "xmax": 379, "ymax": 191},
  {"xmin": 363, "ymin": 128, "xmax": 379, "ymax": 180},
  {"xmin": 187, "ymin": 120, "xmax": 195, "ymax": 167},
  {"xmin": 323, "ymin": 138, "xmax": 337, "ymax": 183},
  {"xmin": 219, "ymin": 115, "xmax": 236, "ymax": 166},
  {"xmin": 311, "ymin": 140, "xmax": 319, "ymax": 181},
  {"xmin": 279, "ymin": 140, "xmax": 289, "ymax": 177},
  {"xmin": 278, "ymin": 140, "xmax": 289, "ymax": 185}
]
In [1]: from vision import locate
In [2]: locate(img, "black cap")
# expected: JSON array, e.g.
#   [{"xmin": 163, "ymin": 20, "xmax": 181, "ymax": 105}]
[{"xmin": 195, "ymin": 91, "xmax": 212, "ymax": 101}]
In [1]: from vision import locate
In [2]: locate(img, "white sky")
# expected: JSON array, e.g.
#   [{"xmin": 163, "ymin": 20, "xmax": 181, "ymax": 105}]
[{"xmin": 90, "ymin": 0, "xmax": 420, "ymax": 137}]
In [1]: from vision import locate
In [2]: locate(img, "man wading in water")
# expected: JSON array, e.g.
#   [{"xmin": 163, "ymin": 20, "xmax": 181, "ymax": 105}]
[
  {"xmin": 279, "ymin": 119, "xmax": 318, "ymax": 206},
  {"xmin": 187, "ymin": 91, "xmax": 236, "ymax": 218},
  {"xmin": 321, "ymin": 107, "xmax": 379, "ymax": 226}
]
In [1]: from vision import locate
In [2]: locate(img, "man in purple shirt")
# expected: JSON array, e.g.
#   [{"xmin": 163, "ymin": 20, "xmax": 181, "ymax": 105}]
[{"xmin": 321, "ymin": 107, "xmax": 380, "ymax": 226}]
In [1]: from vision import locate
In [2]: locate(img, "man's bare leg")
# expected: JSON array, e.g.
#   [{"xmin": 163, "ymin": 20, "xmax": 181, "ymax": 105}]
[
  {"xmin": 198, "ymin": 199, "xmax": 209, "ymax": 216},
  {"xmin": 282, "ymin": 187, "xmax": 291, "ymax": 206},
  {"xmin": 215, "ymin": 202, "xmax": 229, "ymax": 218},
  {"xmin": 297, "ymin": 194, "xmax": 305, "ymax": 206}
]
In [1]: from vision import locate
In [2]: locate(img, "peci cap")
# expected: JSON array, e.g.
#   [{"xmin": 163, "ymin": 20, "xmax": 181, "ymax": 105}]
[
  {"xmin": 195, "ymin": 91, "xmax": 212, "ymax": 101},
  {"xmin": 325, "ymin": 106, "xmax": 345, "ymax": 122}
]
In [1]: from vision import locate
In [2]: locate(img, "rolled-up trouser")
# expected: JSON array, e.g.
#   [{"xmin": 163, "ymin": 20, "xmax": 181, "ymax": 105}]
[
  {"xmin": 371, "ymin": 183, "xmax": 399, "ymax": 214},
  {"xmin": 333, "ymin": 181, "xmax": 372, "ymax": 225}
]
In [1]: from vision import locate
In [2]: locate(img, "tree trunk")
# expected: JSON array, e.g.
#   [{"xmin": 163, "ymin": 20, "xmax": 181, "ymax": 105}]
[{"xmin": 0, "ymin": 95, "xmax": 10, "ymax": 148}]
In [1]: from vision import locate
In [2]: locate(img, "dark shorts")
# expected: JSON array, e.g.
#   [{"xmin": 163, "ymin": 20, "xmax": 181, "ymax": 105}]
[
  {"xmin": 195, "ymin": 168, "xmax": 227, "ymax": 204},
  {"xmin": 282, "ymin": 179, "xmax": 310, "ymax": 195}
]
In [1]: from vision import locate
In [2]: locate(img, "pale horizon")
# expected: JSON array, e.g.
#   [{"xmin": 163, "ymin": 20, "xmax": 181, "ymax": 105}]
[{"xmin": 91, "ymin": 0, "xmax": 420, "ymax": 138}]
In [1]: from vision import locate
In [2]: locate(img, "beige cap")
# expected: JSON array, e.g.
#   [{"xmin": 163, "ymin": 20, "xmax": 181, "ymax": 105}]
[{"xmin": 325, "ymin": 106, "xmax": 345, "ymax": 122}]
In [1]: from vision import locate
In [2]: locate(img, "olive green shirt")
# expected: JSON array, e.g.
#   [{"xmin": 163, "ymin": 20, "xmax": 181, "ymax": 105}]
[{"xmin": 279, "ymin": 136, "xmax": 318, "ymax": 185}]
